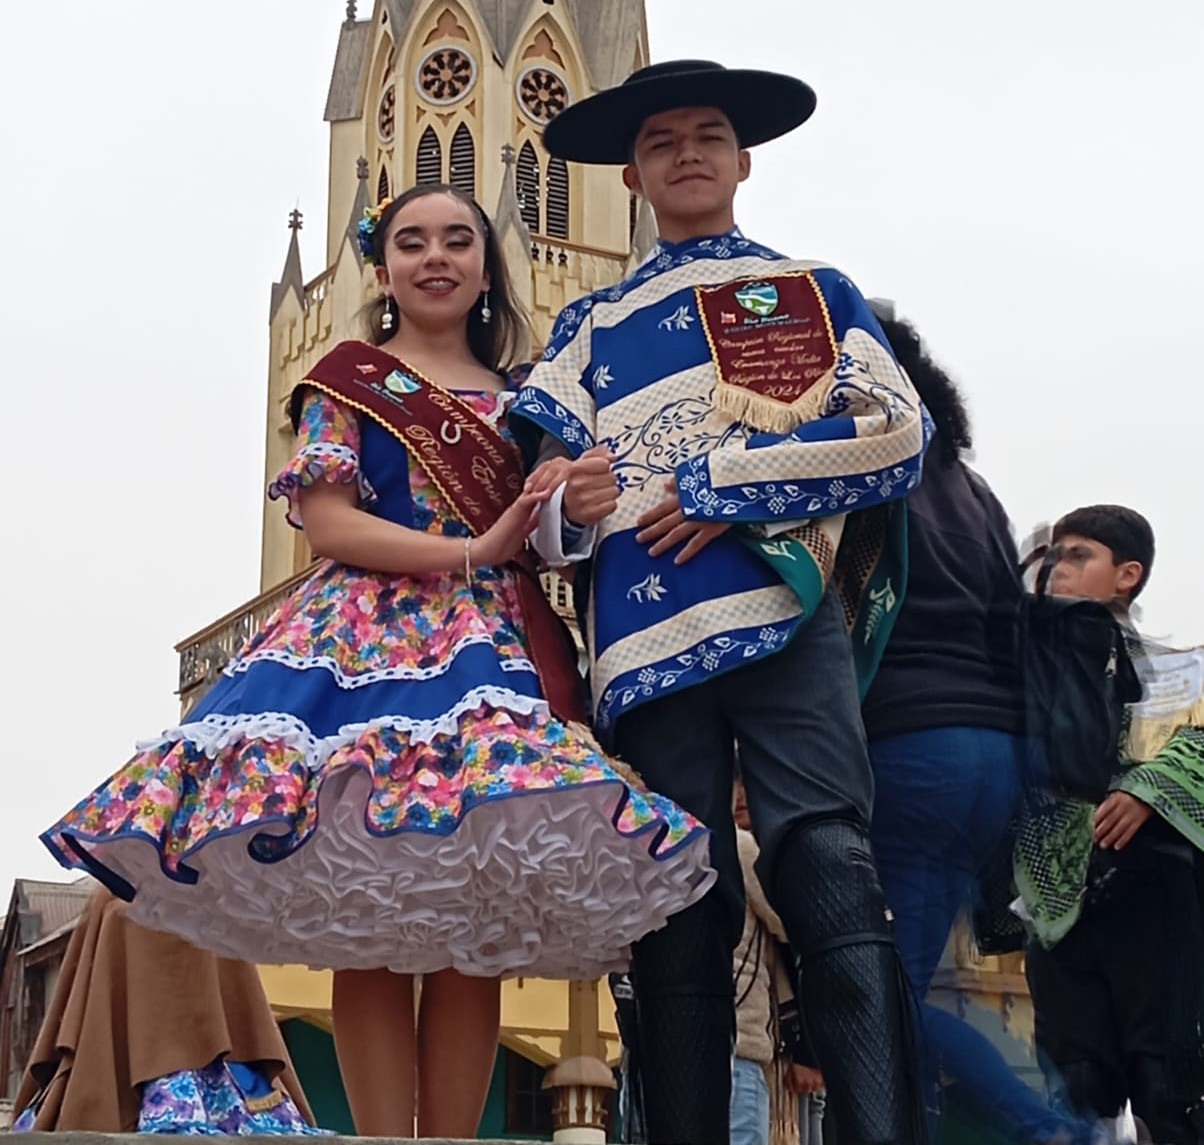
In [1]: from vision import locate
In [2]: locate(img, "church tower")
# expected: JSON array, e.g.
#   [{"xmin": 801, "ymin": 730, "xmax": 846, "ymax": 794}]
[{"xmin": 261, "ymin": 0, "xmax": 651, "ymax": 592}]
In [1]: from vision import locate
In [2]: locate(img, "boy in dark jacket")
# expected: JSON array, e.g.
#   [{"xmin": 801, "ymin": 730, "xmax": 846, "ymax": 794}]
[{"xmin": 1018, "ymin": 505, "xmax": 1204, "ymax": 1144}]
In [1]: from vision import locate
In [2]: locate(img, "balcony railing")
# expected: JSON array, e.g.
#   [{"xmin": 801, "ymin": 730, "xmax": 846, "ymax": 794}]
[
  {"xmin": 175, "ymin": 566, "xmax": 317, "ymax": 712},
  {"xmin": 527, "ymin": 233, "xmax": 628, "ymax": 291},
  {"xmin": 176, "ymin": 568, "xmax": 579, "ymax": 713}
]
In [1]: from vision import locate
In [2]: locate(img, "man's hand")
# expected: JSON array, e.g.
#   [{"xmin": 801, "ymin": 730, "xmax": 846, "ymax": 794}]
[
  {"xmin": 525, "ymin": 456, "xmax": 573, "ymax": 496},
  {"xmin": 563, "ymin": 444, "xmax": 619, "ymax": 526},
  {"xmin": 1094, "ymin": 791, "xmax": 1154, "ymax": 850},
  {"xmin": 636, "ymin": 480, "xmax": 729, "ymax": 565},
  {"xmin": 785, "ymin": 1064, "xmax": 825, "ymax": 1096}
]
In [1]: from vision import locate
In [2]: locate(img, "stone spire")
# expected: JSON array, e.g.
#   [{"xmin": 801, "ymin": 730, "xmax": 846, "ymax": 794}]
[
  {"xmin": 493, "ymin": 142, "xmax": 531, "ymax": 247},
  {"xmin": 270, "ymin": 209, "xmax": 306, "ymax": 320},
  {"xmin": 344, "ymin": 157, "xmax": 373, "ymax": 265}
]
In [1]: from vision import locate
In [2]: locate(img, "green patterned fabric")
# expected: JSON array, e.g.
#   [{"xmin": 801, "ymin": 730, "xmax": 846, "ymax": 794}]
[
  {"xmin": 1115, "ymin": 725, "xmax": 1204, "ymax": 852},
  {"xmin": 1015, "ymin": 719, "xmax": 1204, "ymax": 949},
  {"xmin": 1013, "ymin": 795, "xmax": 1095, "ymax": 948}
]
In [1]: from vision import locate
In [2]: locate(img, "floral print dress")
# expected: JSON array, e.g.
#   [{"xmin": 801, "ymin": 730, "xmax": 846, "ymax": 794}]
[
  {"xmin": 14, "ymin": 1061, "xmax": 326, "ymax": 1137},
  {"xmin": 41, "ymin": 361, "xmax": 712, "ymax": 979}
]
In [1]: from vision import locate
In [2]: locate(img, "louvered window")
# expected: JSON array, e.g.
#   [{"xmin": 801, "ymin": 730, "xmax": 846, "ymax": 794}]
[
  {"xmin": 449, "ymin": 123, "xmax": 475, "ymax": 197},
  {"xmin": 516, "ymin": 141, "xmax": 541, "ymax": 233},
  {"xmin": 377, "ymin": 165, "xmax": 390, "ymax": 204},
  {"xmin": 546, "ymin": 157, "xmax": 569, "ymax": 239},
  {"xmin": 416, "ymin": 127, "xmax": 442, "ymax": 186}
]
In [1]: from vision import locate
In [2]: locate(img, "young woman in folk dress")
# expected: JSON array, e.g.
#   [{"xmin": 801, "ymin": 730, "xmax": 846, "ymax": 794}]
[{"xmin": 41, "ymin": 184, "xmax": 713, "ymax": 1139}]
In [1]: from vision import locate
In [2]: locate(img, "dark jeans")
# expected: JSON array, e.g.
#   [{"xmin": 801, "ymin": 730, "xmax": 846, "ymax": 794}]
[
  {"xmin": 870, "ymin": 727, "xmax": 1076, "ymax": 1142},
  {"xmin": 614, "ymin": 588, "xmax": 874, "ymax": 948},
  {"xmin": 614, "ymin": 590, "xmax": 917, "ymax": 1144}
]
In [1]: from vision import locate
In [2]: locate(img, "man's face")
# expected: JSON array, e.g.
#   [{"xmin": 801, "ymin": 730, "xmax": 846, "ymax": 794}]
[
  {"xmin": 1048, "ymin": 533, "xmax": 1142, "ymax": 604},
  {"xmin": 623, "ymin": 107, "xmax": 750, "ymax": 225}
]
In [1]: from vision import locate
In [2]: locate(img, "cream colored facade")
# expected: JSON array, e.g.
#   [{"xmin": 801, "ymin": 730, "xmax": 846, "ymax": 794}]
[{"xmin": 260, "ymin": 0, "xmax": 653, "ymax": 594}]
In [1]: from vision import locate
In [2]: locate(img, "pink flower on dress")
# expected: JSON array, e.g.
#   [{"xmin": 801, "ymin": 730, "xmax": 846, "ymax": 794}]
[{"xmin": 502, "ymin": 763, "xmax": 534, "ymax": 787}]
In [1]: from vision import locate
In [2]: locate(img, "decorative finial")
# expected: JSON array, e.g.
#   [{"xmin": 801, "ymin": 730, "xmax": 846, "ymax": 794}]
[
  {"xmin": 344, "ymin": 1, "xmax": 357, "ymax": 27},
  {"xmin": 356, "ymin": 156, "xmax": 370, "ymax": 181},
  {"xmin": 501, "ymin": 143, "xmax": 517, "ymax": 168},
  {"xmin": 288, "ymin": 208, "xmax": 303, "ymax": 232}
]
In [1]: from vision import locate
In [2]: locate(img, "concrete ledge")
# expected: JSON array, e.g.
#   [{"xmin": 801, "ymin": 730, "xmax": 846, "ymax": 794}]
[{"xmin": 4, "ymin": 1136, "xmax": 543, "ymax": 1145}]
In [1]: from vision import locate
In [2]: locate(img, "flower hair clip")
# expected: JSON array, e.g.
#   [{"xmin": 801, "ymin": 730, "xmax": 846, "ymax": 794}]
[{"xmin": 357, "ymin": 196, "xmax": 394, "ymax": 264}]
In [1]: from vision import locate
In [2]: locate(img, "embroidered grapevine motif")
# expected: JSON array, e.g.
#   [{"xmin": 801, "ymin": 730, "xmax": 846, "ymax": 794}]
[{"xmin": 607, "ymin": 399, "xmax": 742, "ymax": 495}]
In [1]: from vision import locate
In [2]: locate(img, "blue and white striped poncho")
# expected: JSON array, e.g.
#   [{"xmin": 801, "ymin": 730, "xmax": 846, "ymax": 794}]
[{"xmin": 510, "ymin": 229, "xmax": 930, "ymax": 742}]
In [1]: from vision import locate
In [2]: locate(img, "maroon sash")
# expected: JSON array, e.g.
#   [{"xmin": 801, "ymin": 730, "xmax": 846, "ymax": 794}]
[{"xmin": 300, "ymin": 341, "xmax": 586, "ymax": 724}]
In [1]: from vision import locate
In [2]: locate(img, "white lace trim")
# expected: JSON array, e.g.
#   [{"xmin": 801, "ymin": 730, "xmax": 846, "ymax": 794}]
[
  {"xmin": 136, "ymin": 688, "xmax": 550, "ymax": 757},
  {"xmin": 101, "ymin": 772, "xmax": 715, "ymax": 979},
  {"xmin": 225, "ymin": 639, "xmax": 536, "ymax": 689}
]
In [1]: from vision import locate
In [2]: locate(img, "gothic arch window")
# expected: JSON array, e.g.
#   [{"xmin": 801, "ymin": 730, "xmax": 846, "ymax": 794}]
[
  {"xmin": 416, "ymin": 127, "xmax": 442, "ymax": 186},
  {"xmin": 516, "ymin": 141, "xmax": 541, "ymax": 234},
  {"xmin": 546, "ymin": 156, "xmax": 569, "ymax": 239},
  {"xmin": 377, "ymin": 165, "xmax": 390, "ymax": 204},
  {"xmin": 449, "ymin": 123, "xmax": 475, "ymax": 198}
]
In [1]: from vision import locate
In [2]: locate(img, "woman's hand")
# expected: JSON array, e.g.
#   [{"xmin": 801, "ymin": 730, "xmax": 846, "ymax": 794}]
[{"xmin": 471, "ymin": 489, "xmax": 551, "ymax": 567}]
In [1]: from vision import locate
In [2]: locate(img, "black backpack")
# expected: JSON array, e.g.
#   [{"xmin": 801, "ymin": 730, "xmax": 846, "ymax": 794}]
[
  {"xmin": 968, "ymin": 475, "xmax": 1144, "ymax": 804},
  {"xmin": 1014, "ymin": 547, "xmax": 1144, "ymax": 803}
]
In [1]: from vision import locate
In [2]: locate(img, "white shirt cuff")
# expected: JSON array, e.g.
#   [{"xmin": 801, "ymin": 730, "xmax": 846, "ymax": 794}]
[{"xmin": 532, "ymin": 483, "xmax": 596, "ymax": 564}]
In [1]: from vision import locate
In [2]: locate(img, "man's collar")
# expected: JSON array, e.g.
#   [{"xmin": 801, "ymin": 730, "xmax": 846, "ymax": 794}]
[{"xmin": 648, "ymin": 225, "xmax": 745, "ymax": 261}]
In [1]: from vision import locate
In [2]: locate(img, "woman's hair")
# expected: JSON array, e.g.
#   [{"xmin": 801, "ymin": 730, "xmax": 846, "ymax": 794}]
[
  {"xmin": 876, "ymin": 312, "xmax": 973, "ymax": 466},
  {"xmin": 362, "ymin": 183, "xmax": 531, "ymax": 371}
]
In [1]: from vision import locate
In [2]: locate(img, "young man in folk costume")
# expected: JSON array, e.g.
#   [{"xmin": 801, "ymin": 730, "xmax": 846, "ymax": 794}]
[{"xmin": 512, "ymin": 61, "xmax": 930, "ymax": 1145}]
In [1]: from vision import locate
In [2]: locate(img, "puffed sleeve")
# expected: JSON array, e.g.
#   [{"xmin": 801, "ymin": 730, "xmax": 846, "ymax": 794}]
[{"xmin": 267, "ymin": 389, "xmax": 378, "ymax": 528}]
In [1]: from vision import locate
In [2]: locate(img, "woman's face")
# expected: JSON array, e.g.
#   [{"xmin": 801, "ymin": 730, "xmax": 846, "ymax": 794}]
[{"xmin": 375, "ymin": 191, "xmax": 490, "ymax": 331}]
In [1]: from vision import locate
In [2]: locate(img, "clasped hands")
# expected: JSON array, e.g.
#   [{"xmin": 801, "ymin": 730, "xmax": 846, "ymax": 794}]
[{"xmin": 526, "ymin": 445, "xmax": 728, "ymax": 565}]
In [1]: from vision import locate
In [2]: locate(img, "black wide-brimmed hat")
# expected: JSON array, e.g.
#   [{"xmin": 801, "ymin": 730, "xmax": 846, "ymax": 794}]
[{"xmin": 542, "ymin": 59, "xmax": 816, "ymax": 165}]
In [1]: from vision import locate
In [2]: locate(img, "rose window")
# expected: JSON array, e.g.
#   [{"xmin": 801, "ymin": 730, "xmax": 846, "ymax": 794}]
[
  {"xmin": 377, "ymin": 83, "xmax": 396, "ymax": 142},
  {"xmin": 417, "ymin": 47, "xmax": 476, "ymax": 105},
  {"xmin": 518, "ymin": 67, "xmax": 570, "ymax": 124}
]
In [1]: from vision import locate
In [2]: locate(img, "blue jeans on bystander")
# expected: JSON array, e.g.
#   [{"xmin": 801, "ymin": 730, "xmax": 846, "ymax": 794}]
[
  {"xmin": 730, "ymin": 1056, "xmax": 770, "ymax": 1145},
  {"xmin": 870, "ymin": 726, "xmax": 1085, "ymax": 1143}
]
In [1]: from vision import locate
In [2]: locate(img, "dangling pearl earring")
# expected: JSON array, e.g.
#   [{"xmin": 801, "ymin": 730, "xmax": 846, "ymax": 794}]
[
  {"xmin": 480, "ymin": 292, "xmax": 492, "ymax": 325},
  {"xmin": 381, "ymin": 298, "xmax": 395, "ymax": 332}
]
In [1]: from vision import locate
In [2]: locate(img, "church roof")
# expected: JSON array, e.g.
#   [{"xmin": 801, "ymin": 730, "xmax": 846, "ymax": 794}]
[
  {"xmin": 565, "ymin": 0, "xmax": 646, "ymax": 90},
  {"xmin": 324, "ymin": 16, "xmax": 374, "ymax": 123},
  {"xmin": 2, "ymin": 877, "xmax": 94, "ymax": 952},
  {"xmin": 475, "ymin": 0, "xmax": 533, "ymax": 63}
]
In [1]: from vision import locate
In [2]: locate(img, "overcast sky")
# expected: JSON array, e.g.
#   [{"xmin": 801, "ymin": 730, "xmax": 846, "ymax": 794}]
[{"xmin": 1, "ymin": 0, "xmax": 1201, "ymax": 897}]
